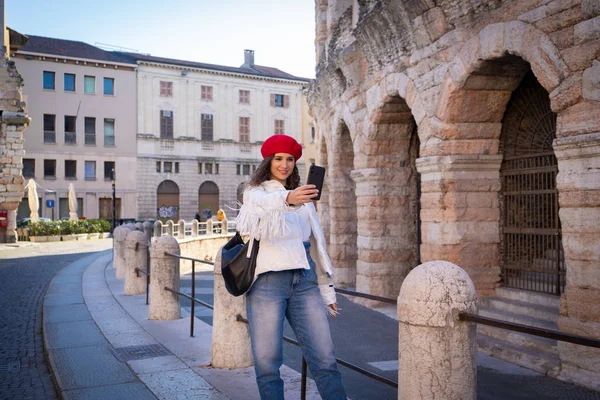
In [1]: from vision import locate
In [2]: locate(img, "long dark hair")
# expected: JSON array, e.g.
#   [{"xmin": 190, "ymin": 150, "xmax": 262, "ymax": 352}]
[{"xmin": 248, "ymin": 154, "xmax": 301, "ymax": 190}]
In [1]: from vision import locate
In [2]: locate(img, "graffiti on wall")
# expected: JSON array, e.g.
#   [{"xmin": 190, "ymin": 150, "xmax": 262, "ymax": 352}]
[{"xmin": 158, "ymin": 205, "xmax": 178, "ymax": 219}]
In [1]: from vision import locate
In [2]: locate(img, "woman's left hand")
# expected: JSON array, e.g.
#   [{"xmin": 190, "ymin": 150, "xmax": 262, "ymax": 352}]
[{"xmin": 327, "ymin": 303, "xmax": 339, "ymax": 318}]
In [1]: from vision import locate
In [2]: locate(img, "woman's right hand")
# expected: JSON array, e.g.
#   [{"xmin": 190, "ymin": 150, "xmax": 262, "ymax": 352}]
[{"xmin": 287, "ymin": 185, "xmax": 319, "ymax": 205}]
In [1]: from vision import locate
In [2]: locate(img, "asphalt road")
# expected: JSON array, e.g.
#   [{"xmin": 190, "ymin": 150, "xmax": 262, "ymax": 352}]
[{"xmin": 0, "ymin": 240, "xmax": 112, "ymax": 400}]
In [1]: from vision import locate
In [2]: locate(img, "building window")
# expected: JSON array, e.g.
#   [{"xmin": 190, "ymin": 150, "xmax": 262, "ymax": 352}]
[
  {"xmin": 215, "ymin": 163, "xmax": 219, "ymax": 175},
  {"xmin": 84, "ymin": 75, "xmax": 95, "ymax": 94},
  {"xmin": 198, "ymin": 162, "xmax": 203, "ymax": 174},
  {"xmin": 175, "ymin": 162, "xmax": 179, "ymax": 173},
  {"xmin": 84, "ymin": 117, "xmax": 96, "ymax": 145},
  {"xmin": 164, "ymin": 161, "xmax": 173, "ymax": 173},
  {"xmin": 104, "ymin": 161, "xmax": 115, "ymax": 180},
  {"xmin": 160, "ymin": 110, "xmax": 173, "ymax": 139},
  {"xmin": 239, "ymin": 117, "xmax": 250, "ymax": 142},
  {"xmin": 103, "ymin": 77, "xmax": 114, "ymax": 95},
  {"xmin": 271, "ymin": 93, "xmax": 289, "ymax": 108},
  {"xmin": 310, "ymin": 126, "xmax": 316, "ymax": 143},
  {"xmin": 104, "ymin": 119, "xmax": 115, "ymax": 146},
  {"xmin": 43, "ymin": 114, "xmax": 56, "ymax": 143},
  {"xmin": 160, "ymin": 81, "xmax": 173, "ymax": 97},
  {"xmin": 65, "ymin": 160, "xmax": 77, "ymax": 179},
  {"xmin": 274, "ymin": 119, "xmax": 285, "ymax": 135},
  {"xmin": 239, "ymin": 90, "xmax": 250, "ymax": 104},
  {"xmin": 64, "ymin": 73, "xmax": 75, "ymax": 92},
  {"xmin": 23, "ymin": 159, "xmax": 35, "ymax": 178},
  {"xmin": 156, "ymin": 161, "xmax": 161, "ymax": 172},
  {"xmin": 64, "ymin": 116, "xmax": 76, "ymax": 144},
  {"xmin": 85, "ymin": 161, "xmax": 96, "ymax": 179},
  {"xmin": 243, "ymin": 164, "xmax": 250, "ymax": 175},
  {"xmin": 205, "ymin": 163, "xmax": 213, "ymax": 174},
  {"xmin": 201, "ymin": 114, "xmax": 213, "ymax": 141},
  {"xmin": 236, "ymin": 164, "xmax": 240, "ymax": 175},
  {"xmin": 43, "ymin": 71, "xmax": 55, "ymax": 90},
  {"xmin": 201, "ymin": 85, "xmax": 213, "ymax": 101},
  {"xmin": 44, "ymin": 159, "xmax": 56, "ymax": 179}
]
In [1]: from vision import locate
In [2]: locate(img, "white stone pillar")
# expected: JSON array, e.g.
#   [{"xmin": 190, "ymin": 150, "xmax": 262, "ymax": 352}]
[
  {"xmin": 178, "ymin": 219, "xmax": 185, "ymax": 238},
  {"xmin": 149, "ymin": 236, "xmax": 181, "ymax": 320},
  {"xmin": 211, "ymin": 249, "xmax": 253, "ymax": 368},
  {"xmin": 398, "ymin": 260, "xmax": 478, "ymax": 400},
  {"xmin": 143, "ymin": 220, "xmax": 153, "ymax": 241},
  {"xmin": 153, "ymin": 220, "xmax": 163, "ymax": 238},
  {"xmin": 221, "ymin": 219, "xmax": 228, "ymax": 234},
  {"xmin": 124, "ymin": 230, "xmax": 149, "ymax": 295},
  {"xmin": 192, "ymin": 219, "xmax": 199, "ymax": 237},
  {"xmin": 206, "ymin": 219, "xmax": 213, "ymax": 235},
  {"xmin": 113, "ymin": 226, "xmax": 131, "ymax": 278},
  {"xmin": 166, "ymin": 220, "xmax": 174, "ymax": 236}
]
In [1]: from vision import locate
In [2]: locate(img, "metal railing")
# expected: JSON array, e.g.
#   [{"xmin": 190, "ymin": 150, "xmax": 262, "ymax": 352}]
[
  {"xmin": 65, "ymin": 131, "xmax": 76, "ymax": 144},
  {"xmin": 161, "ymin": 252, "xmax": 397, "ymax": 399},
  {"xmin": 44, "ymin": 130, "xmax": 56, "ymax": 143}
]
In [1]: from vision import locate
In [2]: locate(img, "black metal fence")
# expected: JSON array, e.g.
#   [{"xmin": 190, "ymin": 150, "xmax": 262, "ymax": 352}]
[{"xmin": 159, "ymin": 252, "xmax": 600, "ymax": 400}]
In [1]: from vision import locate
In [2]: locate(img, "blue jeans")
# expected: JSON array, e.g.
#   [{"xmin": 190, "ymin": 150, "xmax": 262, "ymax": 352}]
[{"xmin": 246, "ymin": 242, "xmax": 346, "ymax": 400}]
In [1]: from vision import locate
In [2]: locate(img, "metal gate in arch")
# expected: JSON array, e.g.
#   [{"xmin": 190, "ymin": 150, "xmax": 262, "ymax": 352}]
[{"xmin": 500, "ymin": 71, "xmax": 565, "ymax": 295}]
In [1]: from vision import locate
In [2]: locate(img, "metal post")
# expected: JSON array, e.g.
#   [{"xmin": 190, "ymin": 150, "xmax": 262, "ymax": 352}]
[
  {"xmin": 111, "ymin": 168, "xmax": 116, "ymax": 233},
  {"xmin": 146, "ymin": 247, "xmax": 150, "ymax": 305},
  {"xmin": 301, "ymin": 358, "xmax": 307, "ymax": 400},
  {"xmin": 191, "ymin": 260, "xmax": 195, "ymax": 337}
]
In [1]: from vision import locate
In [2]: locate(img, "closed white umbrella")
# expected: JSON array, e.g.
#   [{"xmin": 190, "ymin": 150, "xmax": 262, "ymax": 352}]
[
  {"xmin": 68, "ymin": 183, "xmax": 78, "ymax": 220},
  {"xmin": 28, "ymin": 179, "xmax": 39, "ymax": 222}
]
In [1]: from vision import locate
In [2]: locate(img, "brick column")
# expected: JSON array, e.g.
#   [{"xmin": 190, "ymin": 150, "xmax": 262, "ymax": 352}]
[
  {"xmin": 416, "ymin": 155, "xmax": 503, "ymax": 298},
  {"xmin": 554, "ymin": 132, "xmax": 600, "ymax": 390}
]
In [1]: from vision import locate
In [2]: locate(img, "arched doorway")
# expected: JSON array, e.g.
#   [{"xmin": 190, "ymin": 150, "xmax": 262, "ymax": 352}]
[
  {"xmin": 157, "ymin": 180, "xmax": 180, "ymax": 221},
  {"xmin": 500, "ymin": 71, "xmax": 565, "ymax": 295},
  {"xmin": 198, "ymin": 181, "xmax": 219, "ymax": 221}
]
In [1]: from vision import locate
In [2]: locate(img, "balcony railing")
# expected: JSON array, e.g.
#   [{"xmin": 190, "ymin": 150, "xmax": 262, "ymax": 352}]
[
  {"xmin": 85, "ymin": 133, "xmax": 96, "ymax": 145},
  {"xmin": 44, "ymin": 130, "xmax": 56, "ymax": 143},
  {"xmin": 65, "ymin": 131, "xmax": 76, "ymax": 144}
]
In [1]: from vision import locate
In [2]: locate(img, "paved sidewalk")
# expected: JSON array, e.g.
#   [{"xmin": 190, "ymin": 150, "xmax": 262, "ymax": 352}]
[{"xmin": 43, "ymin": 250, "xmax": 320, "ymax": 399}]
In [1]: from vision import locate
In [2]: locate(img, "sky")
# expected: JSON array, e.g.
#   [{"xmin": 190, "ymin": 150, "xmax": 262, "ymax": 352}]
[{"xmin": 6, "ymin": 0, "xmax": 317, "ymax": 78}]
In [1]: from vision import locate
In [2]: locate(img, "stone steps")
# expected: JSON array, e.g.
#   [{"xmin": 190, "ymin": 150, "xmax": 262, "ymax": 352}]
[{"xmin": 477, "ymin": 287, "xmax": 561, "ymax": 375}]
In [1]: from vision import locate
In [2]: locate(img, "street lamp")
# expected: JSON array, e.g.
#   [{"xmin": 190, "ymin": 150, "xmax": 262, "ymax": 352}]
[{"xmin": 111, "ymin": 168, "xmax": 116, "ymax": 233}]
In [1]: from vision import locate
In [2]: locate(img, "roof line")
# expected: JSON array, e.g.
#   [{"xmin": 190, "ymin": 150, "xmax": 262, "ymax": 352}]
[
  {"xmin": 16, "ymin": 50, "xmax": 137, "ymax": 67},
  {"xmin": 136, "ymin": 60, "xmax": 309, "ymax": 85}
]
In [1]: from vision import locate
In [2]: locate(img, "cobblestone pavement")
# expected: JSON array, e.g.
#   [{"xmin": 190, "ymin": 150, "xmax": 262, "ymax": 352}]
[{"xmin": 0, "ymin": 240, "xmax": 113, "ymax": 400}]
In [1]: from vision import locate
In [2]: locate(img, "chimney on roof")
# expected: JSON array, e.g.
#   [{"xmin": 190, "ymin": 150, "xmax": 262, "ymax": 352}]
[{"xmin": 242, "ymin": 49, "xmax": 254, "ymax": 68}]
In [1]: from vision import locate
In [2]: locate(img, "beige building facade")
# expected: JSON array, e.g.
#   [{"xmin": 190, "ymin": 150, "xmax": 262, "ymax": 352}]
[
  {"xmin": 127, "ymin": 51, "xmax": 312, "ymax": 221},
  {"xmin": 309, "ymin": 0, "xmax": 600, "ymax": 390},
  {"xmin": 14, "ymin": 36, "xmax": 138, "ymax": 220}
]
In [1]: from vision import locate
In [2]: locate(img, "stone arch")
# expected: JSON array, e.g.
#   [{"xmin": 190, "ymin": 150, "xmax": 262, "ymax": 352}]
[
  {"xmin": 417, "ymin": 21, "xmax": 570, "ymax": 297},
  {"xmin": 198, "ymin": 181, "xmax": 219, "ymax": 221},
  {"xmin": 354, "ymin": 89, "xmax": 421, "ymax": 300},
  {"xmin": 157, "ymin": 180, "xmax": 180, "ymax": 221},
  {"xmin": 328, "ymin": 118, "xmax": 358, "ymax": 287}
]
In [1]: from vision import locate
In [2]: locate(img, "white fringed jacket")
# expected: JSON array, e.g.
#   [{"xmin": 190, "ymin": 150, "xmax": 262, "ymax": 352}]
[{"xmin": 236, "ymin": 180, "xmax": 337, "ymax": 306}]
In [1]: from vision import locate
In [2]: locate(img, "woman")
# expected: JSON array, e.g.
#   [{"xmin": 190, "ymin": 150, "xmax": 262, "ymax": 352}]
[{"xmin": 236, "ymin": 134, "xmax": 346, "ymax": 400}]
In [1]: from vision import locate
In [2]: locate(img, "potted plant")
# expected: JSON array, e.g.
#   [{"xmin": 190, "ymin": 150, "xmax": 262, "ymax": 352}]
[
  {"xmin": 46, "ymin": 220, "xmax": 61, "ymax": 242},
  {"xmin": 28, "ymin": 221, "xmax": 48, "ymax": 242},
  {"xmin": 60, "ymin": 220, "xmax": 76, "ymax": 241},
  {"xmin": 98, "ymin": 219, "xmax": 111, "ymax": 238},
  {"xmin": 87, "ymin": 220, "xmax": 100, "ymax": 239},
  {"xmin": 73, "ymin": 220, "xmax": 88, "ymax": 240}
]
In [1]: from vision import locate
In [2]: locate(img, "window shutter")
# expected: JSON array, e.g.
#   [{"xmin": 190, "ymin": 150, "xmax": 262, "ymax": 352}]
[
  {"xmin": 283, "ymin": 95, "xmax": 289, "ymax": 108},
  {"xmin": 270, "ymin": 94, "xmax": 275, "ymax": 107}
]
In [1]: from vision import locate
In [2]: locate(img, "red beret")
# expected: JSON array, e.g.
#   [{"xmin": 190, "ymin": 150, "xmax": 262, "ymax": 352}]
[{"xmin": 261, "ymin": 134, "xmax": 302, "ymax": 161}]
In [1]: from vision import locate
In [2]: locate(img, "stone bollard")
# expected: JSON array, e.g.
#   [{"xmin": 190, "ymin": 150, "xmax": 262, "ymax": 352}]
[
  {"xmin": 125, "ymin": 222, "xmax": 136, "ymax": 230},
  {"xmin": 178, "ymin": 219, "xmax": 185, "ymax": 238},
  {"xmin": 113, "ymin": 226, "xmax": 131, "ymax": 278},
  {"xmin": 397, "ymin": 261, "xmax": 478, "ymax": 400},
  {"xmin": 143, "ymin": 221, "xmax": 153, "ymax": 241},
  {"xmin": 166, "ymin": 220, "xmax": 174, "ymax": 236},
  {"xmin": 207, "ymin": 219, "xmax": 213, "ymax": 235},
  {"xmin": 154, "ymin": 220, "xmax": 163, "ymax": 238},
  {"xmin": 211, "ymin": 249, "xmax": 253, "ymax": 368},
  {"xmin": 135, "ymin": 222, "xmax": 143, "ymax": 231},
  {"xmin": 192, "ymin": 220, "xmax": 199, "ymax": 237},
  {"xmin": 222, "ymin": 219, "xmax": 228, "ymax": 234},
  {"xmin": 124, "ymin": 230, "xmax": 149, "ymax": 295},
  {"xmin": 149, "ymin": 236, "xmax": 181, "ymax": 320}
]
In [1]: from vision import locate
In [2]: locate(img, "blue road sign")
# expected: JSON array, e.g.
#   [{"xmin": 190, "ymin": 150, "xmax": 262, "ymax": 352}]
[{"xmin": 46, "ymin": 199, "xmax": 55, "ymax": 207}]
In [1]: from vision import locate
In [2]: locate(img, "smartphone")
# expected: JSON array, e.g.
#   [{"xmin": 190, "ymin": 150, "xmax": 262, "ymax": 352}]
[{"xmin": 307, "ymin": 164, "xmax": 326, "ymax": 201}]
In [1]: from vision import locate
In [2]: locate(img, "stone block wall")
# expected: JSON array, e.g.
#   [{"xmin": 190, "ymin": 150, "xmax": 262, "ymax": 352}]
[{"xmin": 309, "ymin": 0, "xmax": 600, "ymax": 389}]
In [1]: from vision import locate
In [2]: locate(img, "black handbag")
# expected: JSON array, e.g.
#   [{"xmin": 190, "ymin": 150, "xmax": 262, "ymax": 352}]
[{"xmin": 221, "ymin": 232, "xmax": 260, "ymax": 296}]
